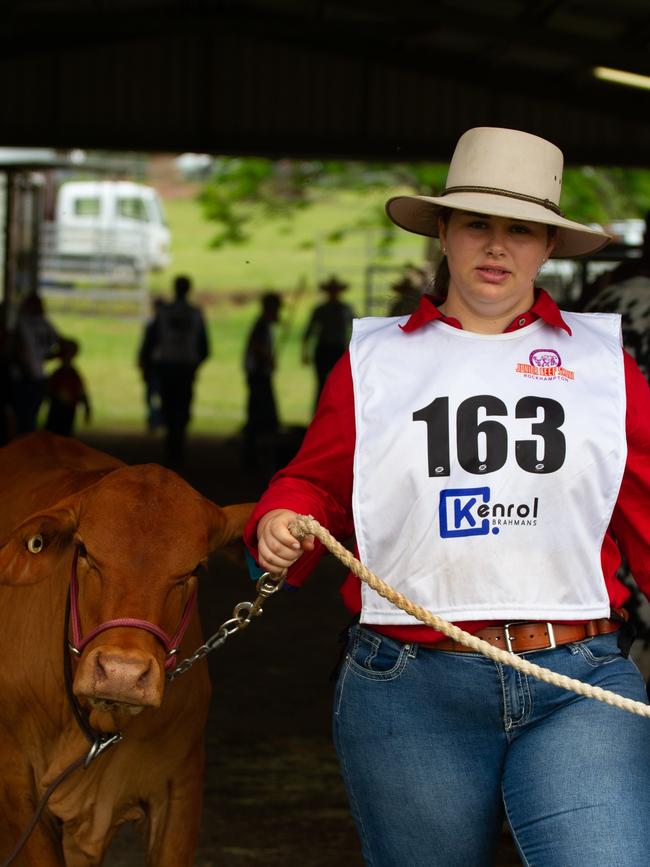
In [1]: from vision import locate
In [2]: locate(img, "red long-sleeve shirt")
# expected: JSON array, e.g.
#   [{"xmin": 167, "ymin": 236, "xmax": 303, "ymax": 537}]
[{"xmin": 244, "ymin": 290, "xmax": 650, "ymax": 644}]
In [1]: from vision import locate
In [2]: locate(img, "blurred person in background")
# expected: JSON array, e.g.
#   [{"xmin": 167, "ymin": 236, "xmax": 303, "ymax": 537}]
[
  {"xmin": 243, "ymin": 291, "xmax": 282, "ymax": 468},
  {"xmin": 137, "ymin": 295, "xmax": 165, "ymax": 432},
  {"xmin": 302, "ymin": 276, "xmax": 355, "ymax": 408},
  {"xmin": 141, "ymin": 275, "xmax": 209, "ymax": 466},
  {"xmin": 11, "ymin": 293, "xmax": 60, "ymax": 434},
  {"xmin": 44, "ymin": 337, "xmax": 91, "ymax": 437},
  {"xmin": 387, "ymin": 272, "xmax": 423, "ymax": 317}
]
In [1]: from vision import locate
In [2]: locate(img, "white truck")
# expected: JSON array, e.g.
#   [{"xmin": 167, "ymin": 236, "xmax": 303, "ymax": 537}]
[{"xmin": 42, "ymin": 180, "xmax": 171, "ymax": 284}]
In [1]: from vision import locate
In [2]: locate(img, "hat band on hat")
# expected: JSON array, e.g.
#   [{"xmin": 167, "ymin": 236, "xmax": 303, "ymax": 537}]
[{"xmin": 442, "ymin": 185, "xmax": 563, "ymax": 217}]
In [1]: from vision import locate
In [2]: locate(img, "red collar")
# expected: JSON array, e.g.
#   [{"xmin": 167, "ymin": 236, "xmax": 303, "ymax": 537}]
[{"xmin": 400, "ymin": 288, "xmax": 572, "ymax": 336}]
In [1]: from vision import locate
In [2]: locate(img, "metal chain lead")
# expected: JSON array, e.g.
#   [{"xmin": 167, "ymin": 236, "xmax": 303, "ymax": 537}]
[{"xmin": 167, "ymin": 571, "xmax": 286, "ymax": 681}]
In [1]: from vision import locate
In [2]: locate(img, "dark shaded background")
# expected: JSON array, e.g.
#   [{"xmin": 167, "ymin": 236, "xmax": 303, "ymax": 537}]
[{"xmin": 2, "ymin": 1, "xmax": 650, "ymax": 165}]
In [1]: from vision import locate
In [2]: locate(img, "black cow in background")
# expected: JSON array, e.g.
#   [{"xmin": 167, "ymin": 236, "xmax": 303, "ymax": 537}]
[{"xmin": 581, "ymin": 214, "xmax": 650, "ymax": 691}]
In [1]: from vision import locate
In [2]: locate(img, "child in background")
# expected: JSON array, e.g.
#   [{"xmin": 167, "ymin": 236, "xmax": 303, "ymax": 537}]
[{"xmin": 45, "ymin": 338, "xmax": 91, "ymax": 437}]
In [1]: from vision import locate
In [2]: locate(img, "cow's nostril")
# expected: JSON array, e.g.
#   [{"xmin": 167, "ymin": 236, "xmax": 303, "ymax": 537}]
[
  {"xmin": 136, "ymin": 662, "xmax": 152, "ymax": 689},
  {"xmin": 94, "ymin": 654, "xmax": 109, "ymax": 683}
]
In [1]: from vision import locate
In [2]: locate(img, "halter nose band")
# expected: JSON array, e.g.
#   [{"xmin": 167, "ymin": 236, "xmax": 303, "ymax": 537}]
[{"xmin": 68, "ymin": 548, "xmax": 197, "ymax": 671}]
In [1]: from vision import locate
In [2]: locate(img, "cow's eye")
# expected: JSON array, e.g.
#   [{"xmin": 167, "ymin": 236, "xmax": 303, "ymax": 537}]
[
  {"xmin": 27, "ymin": 535, "xmax": 44, "ymax": 554},
  {"xmin": 77, "ymin": 543, "xmax": 88, "ymax": 558}
]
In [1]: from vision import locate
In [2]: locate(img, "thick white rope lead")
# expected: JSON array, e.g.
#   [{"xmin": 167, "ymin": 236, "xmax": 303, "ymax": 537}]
[{"xmin": 288, "ymin": 515, "xmax": 650, "ymax": 719}]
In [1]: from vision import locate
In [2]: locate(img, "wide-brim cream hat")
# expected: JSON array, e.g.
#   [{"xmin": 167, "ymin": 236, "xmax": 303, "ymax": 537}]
[{"xmin": 385, "ymin": 127, "xmax": 610, "ymax": 258}]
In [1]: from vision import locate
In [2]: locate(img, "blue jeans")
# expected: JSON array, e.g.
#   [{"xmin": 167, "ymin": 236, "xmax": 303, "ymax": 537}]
[{"xmin": 333, "ymin": 624, "xmax": 650, "ymax": 866}]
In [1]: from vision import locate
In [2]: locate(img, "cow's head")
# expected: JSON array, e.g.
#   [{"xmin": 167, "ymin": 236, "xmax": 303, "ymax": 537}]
[{"xmin": 0, "ymin": 464, "xmax": 254, "ymax": 731}]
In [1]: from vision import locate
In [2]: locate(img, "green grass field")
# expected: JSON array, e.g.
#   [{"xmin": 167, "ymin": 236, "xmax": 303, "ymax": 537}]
[
  {"xmin": 147, "ymin": 188, "xmax": 423, "ymax": 295},
  {"xmin": 43, "ymin": 188, "xmax": 426, "ymax": 434},
  {"xmin": 46, "ymin": 306, "xmax": 315, "ymax": 435}
]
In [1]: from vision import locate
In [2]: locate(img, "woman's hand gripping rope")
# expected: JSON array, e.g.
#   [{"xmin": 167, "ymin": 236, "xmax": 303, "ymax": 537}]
[
  {"xmin": 286, "ymin": 514, "xmax": 650, "ymax": 720},
  {"xmin": 257, "ymin": 509, "xmax": 315, "ymax": 573}
]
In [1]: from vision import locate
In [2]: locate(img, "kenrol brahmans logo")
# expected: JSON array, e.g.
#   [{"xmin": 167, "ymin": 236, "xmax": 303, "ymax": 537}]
[
  {"xmin": 515, "ymin": 348, "xmax": 574, "ymax": 382},
  {"xmin": 439, "ymin": 487, "xmax": 539, "ymax": 538}
]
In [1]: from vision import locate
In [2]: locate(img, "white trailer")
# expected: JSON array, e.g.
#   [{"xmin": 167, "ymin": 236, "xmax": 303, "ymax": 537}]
[{"xmin": 41, "ymin": 180, "xmax": 171, "ymax": 284}]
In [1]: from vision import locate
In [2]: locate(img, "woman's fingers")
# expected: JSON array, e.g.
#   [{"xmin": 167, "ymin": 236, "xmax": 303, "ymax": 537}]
[
  {"xmin": 257, "ymin": 509, "xmax": 312, "ymax": 571},
  {"xmin": 300, "ymin": 534, "xmax": 316, "ymax": 553},
  {"xmin": 258, "ymin": 537, "xmax": 299, "ymax": 571}
]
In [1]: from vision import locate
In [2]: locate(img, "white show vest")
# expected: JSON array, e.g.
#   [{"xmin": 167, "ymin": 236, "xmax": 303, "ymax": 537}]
[{"xmin": 349, "ymin": 312, "xmax": 626, "ymax": 624}]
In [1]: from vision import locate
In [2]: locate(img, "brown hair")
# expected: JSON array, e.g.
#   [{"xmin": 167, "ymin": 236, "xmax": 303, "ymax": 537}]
[{"xmin": 432, "ymin": 208, "xmax": 452, "ymax": 299}]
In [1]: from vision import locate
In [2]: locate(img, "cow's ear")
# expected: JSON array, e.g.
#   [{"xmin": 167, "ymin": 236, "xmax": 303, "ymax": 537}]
[
  {"xmin": 206, "ymin": 502, "xmax": 256, "ymax": 553},
  {"xmin": 0, "ymin": 508, "xmax": 77, "ymax": 586}
]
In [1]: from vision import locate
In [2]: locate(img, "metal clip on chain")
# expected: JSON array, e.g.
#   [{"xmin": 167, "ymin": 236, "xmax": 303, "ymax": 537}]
[
  {"xmin": 84, "ymin": 732, "xmax": 123, "ymax": 769},
  {"xmin": 167, "ymin": 571, "xmax": 286, "ymax": 682}
]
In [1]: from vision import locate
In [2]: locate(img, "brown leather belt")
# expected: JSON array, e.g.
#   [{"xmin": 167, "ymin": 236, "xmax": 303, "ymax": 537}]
[{"xmin": 430, "ymin": 610, "xmax": 626, "ymax": 654}]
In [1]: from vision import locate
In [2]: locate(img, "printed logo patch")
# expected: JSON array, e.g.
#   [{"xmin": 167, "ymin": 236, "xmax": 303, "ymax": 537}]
[
  {"xmin": 530, "ymin": 349, "xmax": 561, "ymax": 368},
  {"xmin": 439, "ymin": 487, "xmax": 490, "ymax": 538},
  {"xmin": 439, "ymin": 488, "xmax": 539, "ymax": 538},
  {"xmin": 515, "ymin": 347, "xmax": 574, "ymax": 381}
]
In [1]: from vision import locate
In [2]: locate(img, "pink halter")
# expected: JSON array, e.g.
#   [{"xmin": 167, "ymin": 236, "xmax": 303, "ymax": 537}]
[{"xmin": 68, "ymin": 548, "xmax": 197, "ymax": 671}]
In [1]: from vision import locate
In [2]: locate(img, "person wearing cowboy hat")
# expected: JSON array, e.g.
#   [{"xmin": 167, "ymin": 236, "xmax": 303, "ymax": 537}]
[
  {"xmin": 302, "ymin": 275, "xmax": 356, "ymax": 408},
  {"xmin": 387, "ymin": 272, "xmax": 424, "ymax": 317},
  {"xmin": 244, "ymin": 128, "xmax": 650, "ymax": 865}
]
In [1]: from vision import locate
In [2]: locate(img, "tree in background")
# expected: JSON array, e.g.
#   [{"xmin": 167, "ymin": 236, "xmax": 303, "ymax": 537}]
[
  {"xmin": 199, "ymin": 157, "xmax": 650, "ymax": 259},
  {"xmin": 199, "ymin": 158, "xmax": 446, "ymax": 256}
]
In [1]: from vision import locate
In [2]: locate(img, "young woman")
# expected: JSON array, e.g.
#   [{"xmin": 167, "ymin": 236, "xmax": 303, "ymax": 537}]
[{"xmin": 244, "ymin": 127, "xmax": 650, "ymax": 866}]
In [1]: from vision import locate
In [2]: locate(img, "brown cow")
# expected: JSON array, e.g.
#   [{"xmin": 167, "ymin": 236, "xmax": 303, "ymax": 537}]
[{"xmin": 0, "ymin": 432, "xmax": 254, "ymax": 866}]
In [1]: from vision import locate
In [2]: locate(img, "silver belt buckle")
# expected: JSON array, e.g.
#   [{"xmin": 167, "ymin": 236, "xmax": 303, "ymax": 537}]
[{"xmin": 503, "ymin": 621, "xmax": 556, "ymax": 653}]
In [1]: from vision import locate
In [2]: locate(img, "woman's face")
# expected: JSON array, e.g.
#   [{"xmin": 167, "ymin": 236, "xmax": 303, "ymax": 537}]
[{"xmin": 438, "ymin": 210, "xmax": 557, "ymax": 329}]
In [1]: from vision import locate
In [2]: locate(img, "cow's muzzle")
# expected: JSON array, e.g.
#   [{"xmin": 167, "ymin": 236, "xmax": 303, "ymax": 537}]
[{"xmin": 73, "ymin": 643, "xmax": 165, "ymax": 712}]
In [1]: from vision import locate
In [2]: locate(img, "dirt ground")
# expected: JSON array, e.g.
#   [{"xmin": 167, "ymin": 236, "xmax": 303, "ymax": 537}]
[{"xmin": 80, "ymin": 430, "xmax": 523, "ymax": 867}]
